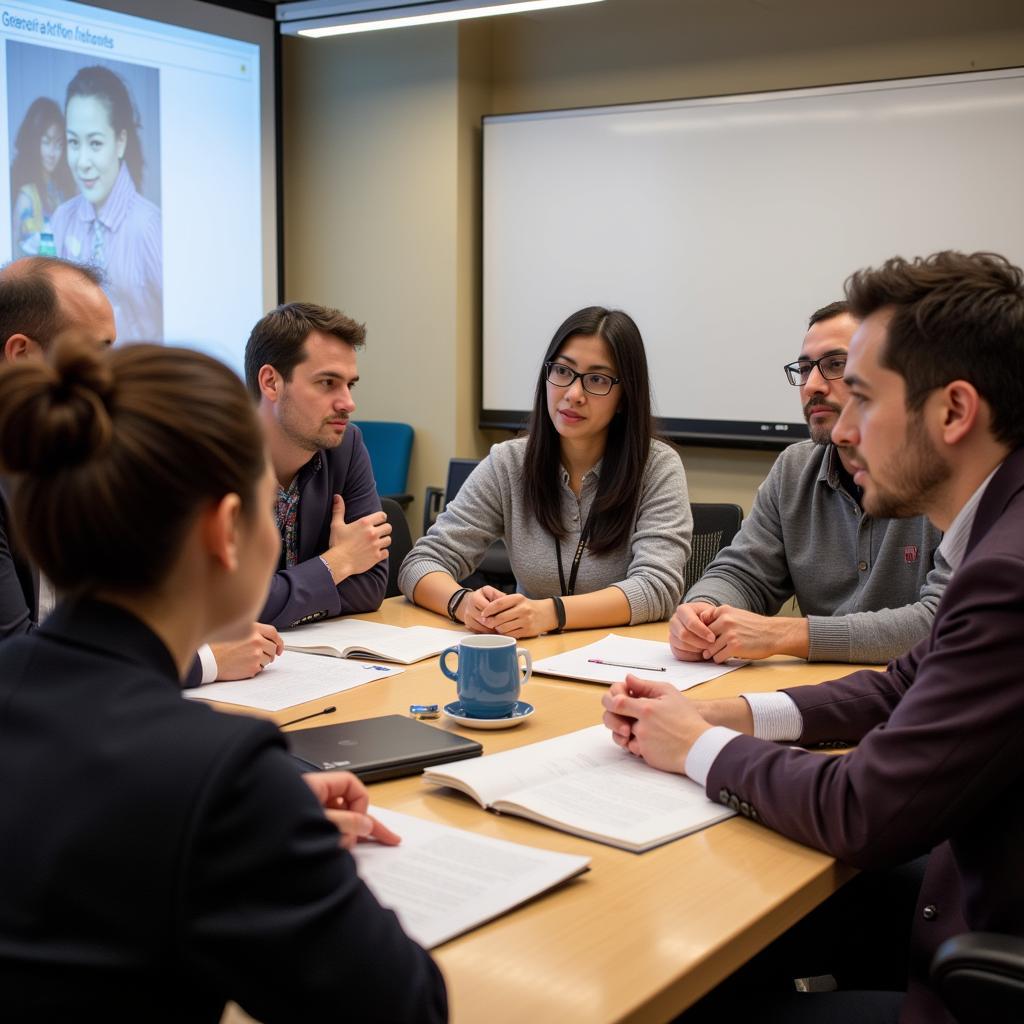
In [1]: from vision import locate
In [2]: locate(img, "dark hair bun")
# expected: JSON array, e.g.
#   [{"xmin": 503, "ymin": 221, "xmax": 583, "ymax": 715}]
[{"xmin": 0, "ymin": 339, "xmax": 114, "ymax": 476}]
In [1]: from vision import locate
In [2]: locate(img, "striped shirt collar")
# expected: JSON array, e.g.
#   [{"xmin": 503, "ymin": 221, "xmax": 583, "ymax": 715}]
[
  {"xmin": 938, "ymin": 464, "xmax": 1002, "ymax": 572},
  {"xmin": 82, "ymin": 162, "xmax": 135, "ymax": 232}
]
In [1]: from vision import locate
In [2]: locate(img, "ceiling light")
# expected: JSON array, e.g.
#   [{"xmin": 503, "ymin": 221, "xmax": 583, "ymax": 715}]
[{"xmin": 277, "ymin": 0, "xmax": 606, "ymax": 38}]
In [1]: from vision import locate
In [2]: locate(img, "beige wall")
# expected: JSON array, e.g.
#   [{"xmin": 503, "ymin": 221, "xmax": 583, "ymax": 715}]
[
  {"xmin": 282, "ymin": 25, "xmax": 466, "ymax": 532},
  {"xmin": 282, "ymin": 0, "xmax": 1024, "ymax": 533}
]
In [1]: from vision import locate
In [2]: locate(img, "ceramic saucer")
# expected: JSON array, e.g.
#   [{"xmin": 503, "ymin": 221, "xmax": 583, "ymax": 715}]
[{"xmin": 442, "ymin": 700, "xmax": 535, "ymax": 730}]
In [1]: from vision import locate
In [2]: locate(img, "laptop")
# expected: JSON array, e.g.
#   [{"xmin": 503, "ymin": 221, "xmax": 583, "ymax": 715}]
[{"xmin": 287, "ymin": 714, "xmax": 482, "ymax": 782}]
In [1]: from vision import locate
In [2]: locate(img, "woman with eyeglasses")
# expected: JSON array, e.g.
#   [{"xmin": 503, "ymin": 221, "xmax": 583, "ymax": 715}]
[
  {"xmin": 0, "ymin": 341, "xmax": 445, "ymax": 1021},
  {"xmin": 400, "ymin": 306, "xmax": 692, "ymax": 638}
]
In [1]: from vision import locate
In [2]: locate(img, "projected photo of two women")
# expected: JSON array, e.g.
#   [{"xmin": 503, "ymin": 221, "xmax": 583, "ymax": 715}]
[{"xmin": 7, "ymin": 40, "xmax": 162, "ymax": 341}]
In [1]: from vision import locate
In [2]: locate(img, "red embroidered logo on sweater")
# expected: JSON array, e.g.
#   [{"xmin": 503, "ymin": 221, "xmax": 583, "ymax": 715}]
[{"xmin": 904, "ymin": 545, "xmax": 919, "ymax": 563}]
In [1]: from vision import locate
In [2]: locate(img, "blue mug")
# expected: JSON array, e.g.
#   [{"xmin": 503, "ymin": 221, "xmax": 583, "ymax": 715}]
[{"xmin": 439, "ymin": 635, "xmax": 532, "ymax": 719}]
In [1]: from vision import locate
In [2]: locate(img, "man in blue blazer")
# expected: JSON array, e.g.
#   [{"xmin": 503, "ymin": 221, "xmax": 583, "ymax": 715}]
[
  {"xmin": 603, "ymin": 250, "xmax": 1024, "ymax": 1023},
  {"xmin": 245, "ymin": 302, "xmax": 390, "ymax": 628}
]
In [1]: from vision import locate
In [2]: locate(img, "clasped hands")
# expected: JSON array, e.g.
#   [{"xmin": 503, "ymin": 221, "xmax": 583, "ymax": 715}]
[
  {"xmin": 601, "ymin": 675, "xmax": 754, "ymax": 775},
  {"xmin": 670, "ymin": 601, "xmax": 810, "ymax": 662},
  {"xmin": 457, "ymin": 585, "xmax": 558, "ymax": 639}
]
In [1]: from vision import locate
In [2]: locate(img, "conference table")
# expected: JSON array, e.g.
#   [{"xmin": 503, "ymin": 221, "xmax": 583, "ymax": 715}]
[{"xmin": 221, "ymin": 599, "xmax": 858, "ymax": 1024}]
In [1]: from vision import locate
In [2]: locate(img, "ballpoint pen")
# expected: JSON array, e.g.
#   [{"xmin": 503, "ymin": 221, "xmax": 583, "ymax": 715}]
[{"xmin": 587, "ymin": 659, "xmax": 666, "ymax": 672}]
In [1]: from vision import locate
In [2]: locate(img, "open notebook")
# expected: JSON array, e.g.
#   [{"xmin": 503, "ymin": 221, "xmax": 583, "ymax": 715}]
[
  {"xmin": 282, "ymin": 619, "xmax": 470, "ymax": 665},
  {"xmin": 532, "ymin": 633, "xmax": 746, "ymax": 690},
  {"xmin": 352, "ymin": 808, "xmax": 590, "ymax": 948},
  {"xmin": 423, "ymin": 725, "xmax": 735, "ymax": 853}
]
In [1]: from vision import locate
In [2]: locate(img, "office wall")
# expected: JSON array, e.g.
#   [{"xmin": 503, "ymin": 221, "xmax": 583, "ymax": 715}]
[{"xmin": 282, "ymin": 0, "xmax": 1024, "ymax": 532}]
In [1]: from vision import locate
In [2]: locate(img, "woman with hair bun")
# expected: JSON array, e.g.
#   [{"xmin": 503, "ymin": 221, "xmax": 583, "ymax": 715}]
[
  {"xmin": 0, "ymin": 342, "xmax": 445, "ymax": 1022},
  {"xmin": 51, "ymin": 64, "xmax": 163, "ymax": 341}
]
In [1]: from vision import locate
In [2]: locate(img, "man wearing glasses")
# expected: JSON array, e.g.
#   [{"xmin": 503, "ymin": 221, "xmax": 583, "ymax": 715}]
[{"xmin": 671, "ymin": 301, "xmax": 950, "ymax": 664}]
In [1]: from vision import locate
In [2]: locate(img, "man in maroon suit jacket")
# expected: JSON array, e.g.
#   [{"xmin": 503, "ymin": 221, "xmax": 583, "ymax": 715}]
[{"xmin": 603, "ymin": 250, "xmax": 1024, "ymax": 1024}]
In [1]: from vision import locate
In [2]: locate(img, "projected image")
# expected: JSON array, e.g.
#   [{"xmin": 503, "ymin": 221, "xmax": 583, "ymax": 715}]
[
  {"xmin": 6, "ymin": 42, "xmax": 163, "ymax": 341},
  {"xmin": 9, "ymin": 95, "xmax": 74, "ymax": 257}
]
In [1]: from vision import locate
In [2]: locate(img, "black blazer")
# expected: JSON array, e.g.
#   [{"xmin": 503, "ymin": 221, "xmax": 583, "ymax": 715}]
[
  {"xmin": 0, "ymin": 481, "xmax": 37, "ymax": 639},
  {"xmin": 0, "ymin": 599, "xmax": 446, "ymax": 1023}
]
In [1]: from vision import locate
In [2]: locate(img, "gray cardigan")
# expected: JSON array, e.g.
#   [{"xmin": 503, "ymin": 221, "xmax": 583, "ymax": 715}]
[
  {"xmin": 399, "ymin": 438, "xmax": 692, "ymax": 624},
  {"xmin": 686, "ymin": 440, "xmax": 950, "ymax": 662}
]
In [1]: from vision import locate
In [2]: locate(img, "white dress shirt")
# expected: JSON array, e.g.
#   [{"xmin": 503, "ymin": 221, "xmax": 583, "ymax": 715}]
[{"xmin": 685, "ymin": 465, "xmax": 1001, "ymax": 786}]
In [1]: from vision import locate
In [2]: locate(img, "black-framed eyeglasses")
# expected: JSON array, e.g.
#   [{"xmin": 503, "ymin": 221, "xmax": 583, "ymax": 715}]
[
  {"xmin": 545, "ymin": 361, "xmax": 621, "ymax": 397},
  {"xmin": 783, "ymin": 353, "xmax": 848, "ymax": 387}
]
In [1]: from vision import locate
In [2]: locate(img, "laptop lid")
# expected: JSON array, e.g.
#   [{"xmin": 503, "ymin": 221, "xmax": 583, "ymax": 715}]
[{"xmin": 287, "ymin": 714, "xmax": 482, "ymax": 782}]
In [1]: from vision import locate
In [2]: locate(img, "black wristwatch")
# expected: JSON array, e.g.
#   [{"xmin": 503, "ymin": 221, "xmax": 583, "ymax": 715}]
[{"xmin": 550, "ymin": 595, "xmax": 566, "ymax": 634}]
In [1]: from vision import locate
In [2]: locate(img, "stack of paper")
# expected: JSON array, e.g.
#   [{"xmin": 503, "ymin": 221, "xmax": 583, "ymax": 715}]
[
  {"xmin": 351, "ymin": 807, "xmax": 590, "ymax": 947},
  {"xmin": 184, "ymin": 649, "xmax": 402, "ymax": 711}
]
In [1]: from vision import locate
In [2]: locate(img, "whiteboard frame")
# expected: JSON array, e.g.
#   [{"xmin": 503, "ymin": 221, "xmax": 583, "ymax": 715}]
[{"xmin": 480, "ymin": 65, "xmax": 1024, "ymax": 449}]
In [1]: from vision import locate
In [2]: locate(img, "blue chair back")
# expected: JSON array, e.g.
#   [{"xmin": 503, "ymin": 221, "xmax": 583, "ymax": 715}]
[{"xmin": 355, "ymin": 421, "xmax": 414, "ymax": 497}]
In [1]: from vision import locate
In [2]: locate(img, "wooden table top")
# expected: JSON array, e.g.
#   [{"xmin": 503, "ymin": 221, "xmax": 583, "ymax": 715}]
[{"xmin": 219, "ymin": 599, "xmax": 859, "ymax": 1024}]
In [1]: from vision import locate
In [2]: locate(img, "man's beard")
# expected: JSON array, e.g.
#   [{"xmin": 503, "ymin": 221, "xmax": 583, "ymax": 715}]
[
  {"xmin": 857, "ymin": 414, "xmax": 950, "ymax": 520},
  {"xmin": 803, "ymin": 398, "xmax": 843, "ymax": 445},
  {"xmin": 278, "ymin": 398, "xmax": 346, "ymax": 453}
]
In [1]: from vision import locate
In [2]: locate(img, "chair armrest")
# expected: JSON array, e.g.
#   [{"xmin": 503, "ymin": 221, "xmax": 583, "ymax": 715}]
[
  {"xmin": 382, "ymin": 492, "xmax": 414, "ymax": 510},
  {"xmin": 932, "ymin": 932, "xmax": 1024, "ymax": 1024},
  {"xmin": 423, "ymin": 486, "xmax": 444, "ymax": 535}
]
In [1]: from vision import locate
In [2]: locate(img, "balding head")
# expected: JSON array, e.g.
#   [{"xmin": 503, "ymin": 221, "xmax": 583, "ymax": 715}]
[{"xmin": 0, "ymin": 256, "xmax": 115, "ymax": 361}]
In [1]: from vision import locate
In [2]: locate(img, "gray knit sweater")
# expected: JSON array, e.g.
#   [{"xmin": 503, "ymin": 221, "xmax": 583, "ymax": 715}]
[
  {"xmin": 686, "ymin": 440, "xmax": 950, "ymax": 662},
  {"xmin": 398, "ymin": 438, "xmax": 692, "ymax": 624}
]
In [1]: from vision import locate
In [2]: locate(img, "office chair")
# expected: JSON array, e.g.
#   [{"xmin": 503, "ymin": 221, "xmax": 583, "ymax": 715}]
[
  {"xmin": 423, "ymin": 457, "xmax": 516, "ymax": 594},
  {"xmin": 931, "ymin": 932, "xmax": 1024, "ymax": 1024},
  {"xmin": 355, "ymin": 421, "xmax": 414, "ymax": 509},
  {"xmin": 685, "ymin": 503, "xmax": 744, "ymax": 594},
  {"xmin": 381, "ymin": 497, "xmax": 413, "ymax": 599},
  {"xmin": 423, "ymin": 457, "xmax": 479, "ymax": 534}
]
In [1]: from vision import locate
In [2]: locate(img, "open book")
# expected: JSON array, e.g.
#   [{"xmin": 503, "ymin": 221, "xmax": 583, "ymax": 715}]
[
  {"xmin": 423, "ymin": 725, "xmax": 735, "ymax": 853},
  {"xmin": 282, "ymin": 619, "xmax": 470, "ymax": 665},
  {"xmin": 351, "ymin": 807, "xmax": 590, "ymax": 948},
  {"xmin": 532, "ymin": 633, "xmax": 746, "ymax": 690}
]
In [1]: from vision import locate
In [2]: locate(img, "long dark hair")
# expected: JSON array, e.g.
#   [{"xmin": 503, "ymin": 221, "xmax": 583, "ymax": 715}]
[
  {"xmin": 66, "ymin": 65, "xmax": 144, "ymax": 192},
  {"xmin": 522, "ymin": 306, "xmax": 654, "ymax": 555},
  {"xmin": 10, "ymin": 97, "xmax": 75, "ymax": 205}
]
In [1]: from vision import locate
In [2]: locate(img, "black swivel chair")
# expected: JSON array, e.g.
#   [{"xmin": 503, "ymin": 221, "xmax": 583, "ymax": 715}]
[
  {"xmin": 423, "ymin": 458, "xmax": 516, "ymax": 594},
  {"xmin": 381, "ymin": 497, "xmax": 413, "ymax": 599},
  {"xmin": 931, "ymin": 932, "xmax": 1024, "ymax": 1023},
  {"xmin": 684, "ymin": 503, "xmax": 744, "ymax": 593}
]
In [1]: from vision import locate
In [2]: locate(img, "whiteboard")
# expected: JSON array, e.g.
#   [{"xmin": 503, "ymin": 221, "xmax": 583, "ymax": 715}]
[{"xmin": 482, "ymin": 68, "xmax": 1024, "ymax": 446}]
